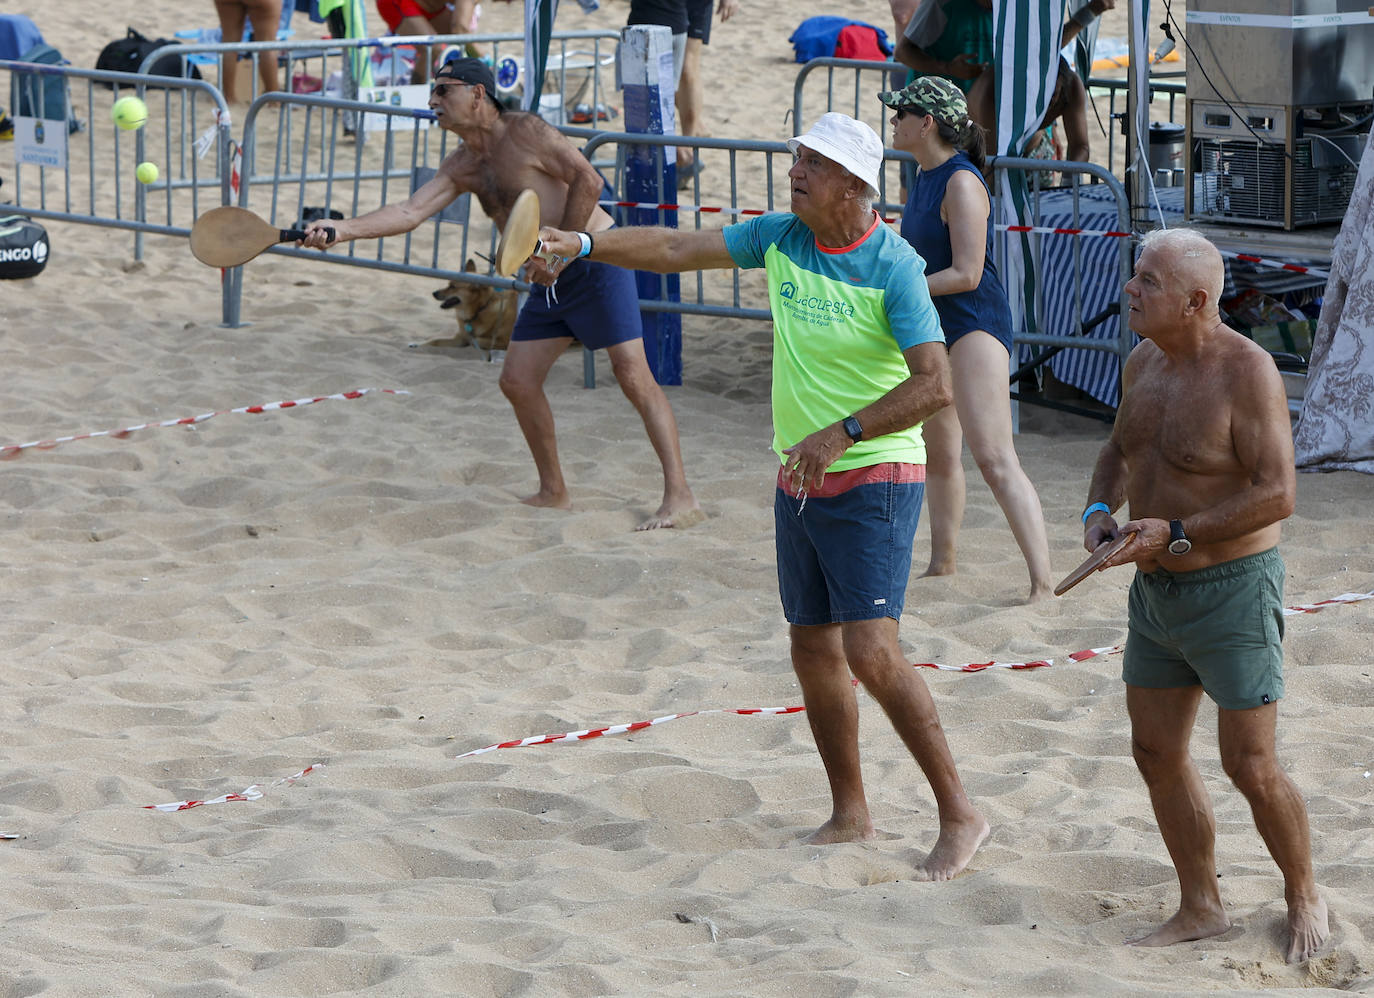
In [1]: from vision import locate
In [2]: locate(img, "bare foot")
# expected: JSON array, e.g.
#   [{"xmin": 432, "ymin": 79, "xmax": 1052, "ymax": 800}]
[
  {"xmin": 1127, "ymin": 906, "xmax": 1231, "ymax": 948},
  {"xmin": 636, "ymin": 502, "xmax": 705, "ymax": 531},
  {"xmin": 914, "ymin": 813, "xmax": 989, "ymax": 881},
  {"xmin": 1285, "ymin": 893, "xmax": 1329, "ymax": 963},
  {"xmin": 1025, "ymin": 583, "xmax": 1054, "ymax": 604},
  {"xmin": 805, "ymin": 815, "xmax": 876, "ymax": 845},
  {"xmin": 918, "ymin": 561, "xmax": 955, "ymax": 579},
  {"xmin": 520, "ymin": 489, "xmax": 572, "ymax": 510}
]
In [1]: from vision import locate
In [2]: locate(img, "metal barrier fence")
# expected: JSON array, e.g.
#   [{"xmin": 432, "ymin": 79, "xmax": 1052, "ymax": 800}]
[
  {"xmin": 1, "ymin": 59, "xmax": 235, "ymax": 314},
  {"xmin": 989, "ymin": 156, "xmax": 1134, "ymax": 387},
  {"xmin": 226, "ymin": 91, "xmax": 480, "ymax": 328},
  {"xmin": 1, "ymin": 62, "xmax": 232, "ymax": 225},
  {"xmin": 3, "ymin": 57, "xmax": 1135, "ymax": 407}
]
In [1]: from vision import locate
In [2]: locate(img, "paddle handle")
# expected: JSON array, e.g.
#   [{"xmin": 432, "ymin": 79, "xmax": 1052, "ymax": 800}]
[
  {"xmin": 533, "ymin": 238, "xmax": 559, "ymax": 264},
  {"xmin": 280, "ymin": 226, "xmax": 335, "ymax": 245}
]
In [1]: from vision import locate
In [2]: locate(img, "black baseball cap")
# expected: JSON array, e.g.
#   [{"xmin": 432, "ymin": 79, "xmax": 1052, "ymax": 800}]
[{"xmin": 435, "ymin": 57, "xmax": 502, "ymax": 109}]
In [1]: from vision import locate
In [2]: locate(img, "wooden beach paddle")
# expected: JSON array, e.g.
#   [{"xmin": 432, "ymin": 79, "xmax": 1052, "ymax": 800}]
[
  {"xmin": 494, "ymin": 188, "xmax": 545, "ymax": 276},
  {"xmin": 1054, "ymin": 530, "xmax": 1137, "ymax": 597},
  {"xmin": 189, "ymin": 206, "xmax": 334, "ymax": 268}
]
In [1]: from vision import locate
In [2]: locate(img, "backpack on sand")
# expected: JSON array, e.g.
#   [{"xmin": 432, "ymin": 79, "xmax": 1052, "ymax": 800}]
[
  {"xmin": 95, "ymin": 27, "xmax": 202, "ymax": 86},
  {"xmin": 9, "ymin": 42, "xmax": 80, "ymax": 133}
]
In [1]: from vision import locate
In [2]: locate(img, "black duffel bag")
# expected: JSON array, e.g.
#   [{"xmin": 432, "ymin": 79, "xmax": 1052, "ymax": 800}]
[
  {"xmin": 95, "ymin": 27, "xmax": 202, "ymax": 87},
  {"xmin": 0, "ymin": 214, "xmax": 50, "ymax": 279}
]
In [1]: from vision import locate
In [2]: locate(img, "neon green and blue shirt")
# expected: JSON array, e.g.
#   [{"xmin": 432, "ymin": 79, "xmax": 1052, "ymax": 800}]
[{"xmin": 722, "ymin": 210, "xmax": 944, "ymax": 470}]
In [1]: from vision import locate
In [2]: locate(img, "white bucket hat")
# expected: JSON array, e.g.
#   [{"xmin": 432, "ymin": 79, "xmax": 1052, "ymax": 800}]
[{"xmin": 787, "ymin": 112, "xmax": 884, "ymax": 196}]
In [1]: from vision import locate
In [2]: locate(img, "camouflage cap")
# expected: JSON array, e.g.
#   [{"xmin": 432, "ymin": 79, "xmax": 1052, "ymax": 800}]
[{"xmin": 878, "ymin": 76, "xmax": 969, "ymax": 129}]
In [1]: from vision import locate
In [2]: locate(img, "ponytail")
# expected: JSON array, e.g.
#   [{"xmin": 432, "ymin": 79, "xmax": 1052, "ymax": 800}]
[{"xmin": 933, "ymin": 117, "xmax": 988, "ymax": 174}]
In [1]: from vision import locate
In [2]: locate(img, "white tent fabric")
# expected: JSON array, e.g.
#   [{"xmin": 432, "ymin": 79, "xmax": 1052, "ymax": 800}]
[{"xmin": 1292, "ymin": 127, "xmax": 1374, "ymax": 474}]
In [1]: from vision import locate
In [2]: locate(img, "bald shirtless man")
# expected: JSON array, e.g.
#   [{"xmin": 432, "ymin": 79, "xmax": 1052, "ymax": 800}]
[
  {"xmin": 1082, "ymin": 228, "xmax": 1328, "ymax": 963},
  {"xmin": 301, "ymin": 59, "xmax": 701, "ymax": 530}
]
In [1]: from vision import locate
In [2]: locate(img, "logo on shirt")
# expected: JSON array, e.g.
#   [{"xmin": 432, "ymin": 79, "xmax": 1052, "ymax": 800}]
[{"xmin": 776, "ymin": 281, "xmax": 856, "ymax": 323}]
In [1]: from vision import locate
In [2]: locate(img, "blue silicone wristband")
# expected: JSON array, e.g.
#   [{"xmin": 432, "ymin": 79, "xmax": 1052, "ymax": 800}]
[{"xmin": 1081, "ymin": 501, "xmax": 1110, "ymax": 524}]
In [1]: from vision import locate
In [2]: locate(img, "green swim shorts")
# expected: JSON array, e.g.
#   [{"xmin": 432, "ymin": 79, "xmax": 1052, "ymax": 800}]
[{"xmin": 1122, "ymin": 547, "xmax": 1285, "ymax": 711}]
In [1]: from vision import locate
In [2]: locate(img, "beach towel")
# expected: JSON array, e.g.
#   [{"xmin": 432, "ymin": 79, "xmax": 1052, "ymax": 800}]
[{"xmin": 788, "ymin": 17, "xmax": 892, "ymax": 64}]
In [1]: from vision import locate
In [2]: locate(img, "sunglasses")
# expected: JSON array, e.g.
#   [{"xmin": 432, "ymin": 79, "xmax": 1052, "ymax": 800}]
[
  {"xmin": 895, "ymin": 106, "xmax": 926, "ymax": 120},
  {"xmin": 430, "ymin": 81, "xmax": 470, "ymax": 98}
]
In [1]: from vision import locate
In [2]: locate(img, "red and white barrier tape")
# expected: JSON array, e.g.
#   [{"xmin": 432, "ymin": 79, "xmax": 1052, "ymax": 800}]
[
  {"xmin": 143, "ymin": 763, "xmax": 322, "ymax": 812},
  {"xmin": 999, "ymin": 222, "xmax": 1331, "ymax": 280},
  {"xmin": 1283, "ymin": 590, "xmax": 1374, "ymax": 615},
  {"xmin": 1000, "ymin": 222, "xmax": 1133, "ymax": 239},
  {"xmin": 597, "ymin": 199, "xmax": 1328, "ymax": 280},
  {"xmin": 454, "ymin": 706, "xmax": 808, "ymax": 759},
  {"xmin": 456, "ymin": 591, "xmax": 1373, "ymax": 760},
  {"xmin": 456, "ymin": 649, "xmax": 1126, "ymax": 760},
  {"xmin": 0, "ymin": 388, "xmax": 408, "ymax": 460},
  {"xmin": 1220, "ymin": 250, "xmax": 1329, "ymax": 280}
]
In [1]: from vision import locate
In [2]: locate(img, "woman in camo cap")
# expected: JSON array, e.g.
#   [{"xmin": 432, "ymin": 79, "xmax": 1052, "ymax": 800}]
[{"xmin": 881, "ymin": 75, "xmax": 1054, "ymax": 603}]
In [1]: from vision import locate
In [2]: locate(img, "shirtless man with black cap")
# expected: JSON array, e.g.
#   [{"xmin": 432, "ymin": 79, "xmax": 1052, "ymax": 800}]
[{"xmin": 301, "ymin": 59, "xmax": 701, "ymax": 530}]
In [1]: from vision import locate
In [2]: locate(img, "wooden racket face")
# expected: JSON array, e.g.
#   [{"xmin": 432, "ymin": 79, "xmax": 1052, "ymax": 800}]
[
  {"xmin": 495, "ymin": 189, "xmax": 541, "ymax": 277},
  {"xmin": 1054, "ymin": 531, "xmax": 1136, "ymax": 596},
  {"xmin": 189, "ymin": 206, "xmax": 279, "ymax": 268}
]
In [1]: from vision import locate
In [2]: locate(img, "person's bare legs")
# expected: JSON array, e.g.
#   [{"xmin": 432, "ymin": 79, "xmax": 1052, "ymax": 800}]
[
  {"xmin": 605, "ymin": 339, "xmax": 702, "ymax": 529},
  {"xmin": 917, "ymin": 402, "xmax": 963, "ymax": 578},
  {"xmin": 214, "ymin": 0, "xmax": 248, "ymax": 104},
  {"xmin": 948, "ymin": 332, "xmax": 1053, "ymax": 601},
  {"xmin": 244, "ymin": 0, "xmax": 282, "ymax": 95},
  {"xmin": 675, "ymin": 36, "xmax": 704, "ymax": 170},
  {"xmin": 1126, "ymin": 684, "xmax": 1232, "ymax": 948},
  {"xmin": 451, "ymin": 0, "xmax": 483, "ymax": 56},
  {"xmin": 793, "ymin": 617, "xmax": 988, "ymax": 879},
  {"xmin": 791, "ymin": 622, "xmax": 873, "ymax": 844},
  {"xmin": 843, "ymin": 617, "xmax": 987, "ymax": 879},
  {"xmin": 499, "ymin": 336, "xmax": 576, "ymax": 509},
  {"xmin": 395, "ymin": 12, "xmax": 451, "ymax": 84},
  {"xmin": 1218, "ymin": 703, "xmax": 1329, "ymax": 963}
]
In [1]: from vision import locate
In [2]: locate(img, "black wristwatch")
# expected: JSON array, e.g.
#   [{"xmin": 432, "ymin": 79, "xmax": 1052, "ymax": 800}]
[
  {"xmin": 842, "ymin": 416, "xmax": 864, "ymax": 443},
  {"xmin": 1167, "ymin": 519, "xmax": 1192, "ymax": 556}
]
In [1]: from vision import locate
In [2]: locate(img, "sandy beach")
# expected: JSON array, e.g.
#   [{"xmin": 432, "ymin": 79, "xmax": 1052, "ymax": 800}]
[{"xmin": 3, "ymin": 1, "xmax": 1374, "ymax": 994}]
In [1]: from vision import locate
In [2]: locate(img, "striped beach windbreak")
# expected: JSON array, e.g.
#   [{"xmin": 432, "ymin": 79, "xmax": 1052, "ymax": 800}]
[
  {"xmin": 522, "ymin": 0, "xmax": 559, "ymax": 112},
  {"xmin": 993, "ymin": 1, "xmax": 1148, "ymax": 352},
  {"xmin": 992, "ymin": 1, "xmax": 1069, "ymax": 340}
]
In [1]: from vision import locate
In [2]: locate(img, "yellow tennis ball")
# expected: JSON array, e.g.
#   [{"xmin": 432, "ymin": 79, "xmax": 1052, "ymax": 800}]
[
  {"xmin": 136, "ymin": 161, "xmax": 159, "ymax": 184},
  {"xmin": 111, "ymin": 95, "xmax": 148, "ymax": 131}
]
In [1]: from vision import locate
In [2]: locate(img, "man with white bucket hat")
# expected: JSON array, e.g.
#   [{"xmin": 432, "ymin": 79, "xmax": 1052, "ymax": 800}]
[{"xmin": 535, "ymin": 112, "xmax": 988, "ymax": 880}]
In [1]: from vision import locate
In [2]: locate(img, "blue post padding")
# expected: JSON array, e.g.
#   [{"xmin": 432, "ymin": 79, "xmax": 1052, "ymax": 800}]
[{"xmin": 620, "ymin": 36, "xmax": 681, "ymax": 385}]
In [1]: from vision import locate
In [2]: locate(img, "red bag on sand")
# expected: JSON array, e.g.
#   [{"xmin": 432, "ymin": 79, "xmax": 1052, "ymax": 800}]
[{"xmin": 834, "ymin": 24, "xmax": 888, "ymax": 61}]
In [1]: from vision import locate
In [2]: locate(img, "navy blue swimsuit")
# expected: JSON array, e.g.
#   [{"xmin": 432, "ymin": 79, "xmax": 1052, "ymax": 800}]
[{"xmin": 900, "ymin": 152, "xmax": 1014, "ymax": 353}]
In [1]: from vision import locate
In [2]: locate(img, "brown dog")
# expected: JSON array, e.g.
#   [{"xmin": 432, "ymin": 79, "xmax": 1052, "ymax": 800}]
[{"xmin": 423, "ymin": 260, "xmax": 518, "ymax": 356}]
